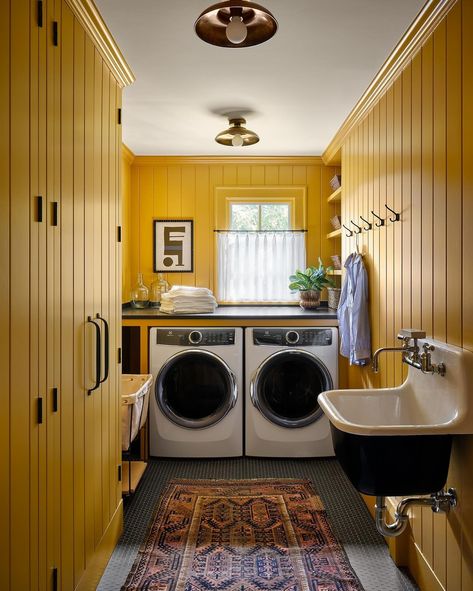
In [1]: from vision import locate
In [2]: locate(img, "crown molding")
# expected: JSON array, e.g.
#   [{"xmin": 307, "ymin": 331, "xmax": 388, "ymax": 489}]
[
  {"xmin": 322, "ymin": 0, "xmax": 457, "ymax": 165},
  {"xmin": 65, "ymin": 0, "xmax": 135, "ymax": 87},
  {"xmin": 131, "ymin": 155, "xmax": 324, "ymax": 167},
  {"xmin": 122, "ymin": 144, "xmax": 135, "ymax": 165}
]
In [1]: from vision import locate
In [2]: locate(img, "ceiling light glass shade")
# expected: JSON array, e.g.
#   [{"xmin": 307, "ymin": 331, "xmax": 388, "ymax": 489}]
[
  {"xmin": 215, "ymin": 118, "xmax": 259, "ymax": 147},
  {"xmin": 195, "ymin": 1, "xmax": 278, "ymax": 48}
]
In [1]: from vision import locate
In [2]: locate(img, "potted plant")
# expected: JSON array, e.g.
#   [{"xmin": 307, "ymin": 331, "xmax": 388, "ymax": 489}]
[{"xmin": 289, "ymin": 259, "xmax": 335, "ymax": 309}]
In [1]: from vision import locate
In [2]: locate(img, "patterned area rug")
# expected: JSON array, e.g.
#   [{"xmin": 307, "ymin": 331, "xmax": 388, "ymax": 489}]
[{"xmin": 122, "ymin": 479, "xmax": 364, "ymax": 591}]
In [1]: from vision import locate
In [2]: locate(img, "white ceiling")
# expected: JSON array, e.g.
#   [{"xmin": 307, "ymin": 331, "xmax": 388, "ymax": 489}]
[{"xmin": 95, "ymin": 0, "xmax": 425, "ymax": 156}]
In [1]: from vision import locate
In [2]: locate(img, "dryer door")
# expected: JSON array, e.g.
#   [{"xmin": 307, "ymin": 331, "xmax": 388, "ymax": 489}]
[
  {"xmin": 250, "ymin": 349, "xmax": 332, "ymax": 428},
  {"xmin": 156, "ymin": 349, "xmax": 237, "ymax": 429}
]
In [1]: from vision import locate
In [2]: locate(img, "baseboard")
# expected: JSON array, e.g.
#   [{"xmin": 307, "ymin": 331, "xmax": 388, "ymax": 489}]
[{"xmin": 75, "ymin": 500, "xmax": 124, "ymax": 591}]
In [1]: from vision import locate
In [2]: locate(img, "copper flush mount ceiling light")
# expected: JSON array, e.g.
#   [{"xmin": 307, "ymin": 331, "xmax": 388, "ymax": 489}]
[
  {"xmin": 195, "ymin": 1, "xmax": 278, "ymax": 48},
  {"xmin": 215, "ymin": 118, "xmax": 260, "ymax": 147}
]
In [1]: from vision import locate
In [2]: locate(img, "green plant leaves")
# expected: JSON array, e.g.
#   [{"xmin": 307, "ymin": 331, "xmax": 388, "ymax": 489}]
[{"xmin": 288, "ymin": 260, "xmax": 336, "ymax": 292}]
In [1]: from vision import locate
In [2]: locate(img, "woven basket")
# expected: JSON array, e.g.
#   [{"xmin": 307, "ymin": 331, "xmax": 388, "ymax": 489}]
[
  {"xmin": 330, "ymin": 215, "xmax": 341, "ymax": 230},
  {"xmin": 327, "ymin": 287, "xmax": 341, "ymax": 310},
  {"xmin": 330, "ymin": 174, "xmax": 342, "ymax": 191}
]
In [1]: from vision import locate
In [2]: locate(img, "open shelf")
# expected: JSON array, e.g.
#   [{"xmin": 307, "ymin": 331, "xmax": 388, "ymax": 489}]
[
  {"xmin": 122, "ymin": 460, "xmax": 147, "ymax": 495},
  {"xmin": 327, "ymin": 228, "xmax": 342, "ymax": 239},
  {"xmin": 327, "ymin": 187, "xmax": 342, "ymax": 203}
]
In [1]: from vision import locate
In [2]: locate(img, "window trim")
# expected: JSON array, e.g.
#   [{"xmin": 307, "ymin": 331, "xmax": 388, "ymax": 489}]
[
  {"xmin": 214, "ymin": 186, "xmax": 307, "ymax": 304},
  {"xmin": 230, "ymin": 201, "xmax": 292, "ymax": 231}
]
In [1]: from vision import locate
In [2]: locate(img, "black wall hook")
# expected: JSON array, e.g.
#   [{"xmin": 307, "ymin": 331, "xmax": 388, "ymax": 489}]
[
  {"xmin": 360, "ymin": 215, "xmax": 372, "ymax": 231},
  {"xmin": 342, "ymin": 224, "xmax": 353, "ymax": 237},
  {"xmin": 371, "ymin": 210, "xmax": 385, "ymax": 227},
  {"xmin": 351, "ymin": 220, "xmax": 362, "ymax": 234},
  {"xmin": 385, "ymin": 203, "xmax": 400, "ymax": 222}
]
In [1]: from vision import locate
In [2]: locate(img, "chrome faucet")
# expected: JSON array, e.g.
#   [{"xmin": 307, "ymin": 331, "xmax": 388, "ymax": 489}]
[{"xmin": 372, "ymin": 329, "xmax": 446, "ymax": 376}]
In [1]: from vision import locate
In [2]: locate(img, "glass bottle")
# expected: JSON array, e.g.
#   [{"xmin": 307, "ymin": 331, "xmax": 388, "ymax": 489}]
[
  {"xmin": 130, "ymin": 273, "xmax": 149, "ymax": 308},
  {"xmin": 149, "ymin": 273, "xmax": 170, "ymax": 307}
]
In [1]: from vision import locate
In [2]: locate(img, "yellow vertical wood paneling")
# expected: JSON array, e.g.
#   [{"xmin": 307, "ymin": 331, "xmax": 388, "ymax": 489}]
[
  {"xmin": 237, "ymin": 164, "xmax": 251, "ymax": 185},
  {"xmin": 138, "ymin": 166, "xmax": 154, "ymax": 284},
  {"xmin": 59, "ymin": 4, "xmax": 75, "ymax": 587},
  {"xmin": 264, "ymin": 165, "xmax": 279, "ymax": 185},
  {"xmin": 122, "ymin": 153, "xmax": 132, "ymax": 302},
  {"xmin": 129, "ymin": 166, "xmax": 140, "ymax": 295},
  {"xmin": 92, "ymin": 50, "xmax": 103, "ymax": 545},
  {"xmin": 223, "ymin": 164, "xmax": 237, "ymax": 185},
  {"xmin": 100, "ymin": 62, "xmax": 111, "ymax": 534},
  {"xmin": 433, "ymin": 20, "xmax": 447, "ymax": 345},
  {"xmin": 385, "ymin": 86, "xmax": 395, "ymax": 387},
  {"xmin": 411, "ymin": 51, "xmax": 422, "ymax": 336},
  {"xmin": 0, "ymin": 0, "xmax": 10, "ymax": 581},
  {"xmin": 83, "ymin": 33, "xmax": 96, "ymax": 567},
  {"xmin": 250, "ymin": 165, "xmax": 265, "ymax": 185},
  {"xmin": 73, "ymin": 17, "xmax": 86, "ymax": 585},
  {"xmin": 342, "ymin": 2, "xmax": 473, "ymax": 588},
  {"xmin": 181, "ymin": 166, "xmax": 196, "ymax": 285},
  {"xmin": 195, "ymin": 166, "xmax": 210, "ymax": 288},
  {"xmin": 208, "ymin": 166, "xmax": 223, "ymax": 292},
  {"xmin": 306, "ymin": 166, "xmax": 321, "ymax": 269},
  {"xmin": 37, "ymin": 1, "xmax": 48, "ymax": 586},
  {"xmin": 29, "ymin": 1, "xmax": 40, "ymax": 587},
  {"xmin": 421, "ymin": 34, "xmax": 435, "ymax": 566},
  {"xmin": 393, "ymin": 77, "xmax": 403, "ymax": 386},
  {"xmin": 166, "ymin": 167, "xmax": 182, "ymax": 286},
  {"xmin": 278, "ymin": 166, "xmax": 293, "ymax": 185},
  {"xmin": 445, "ymin": 5, "xmax": 463, "ymax": 588},
  {"xmin": 445, "ymin": 3, "xmax": 463, "ymax": 349},
  {"xmin": 10, "ymin": 2, "xmax": 31, "ymax": 588}
]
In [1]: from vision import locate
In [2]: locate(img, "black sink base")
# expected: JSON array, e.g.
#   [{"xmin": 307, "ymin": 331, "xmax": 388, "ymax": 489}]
[{"xmin": 331, "ymin": 425, "xmax": 452, "ymax": 496}]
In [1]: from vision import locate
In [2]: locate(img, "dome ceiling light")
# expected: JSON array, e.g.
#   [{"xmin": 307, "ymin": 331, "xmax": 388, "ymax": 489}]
[
  {"xmin": 195, "ymin": 1, "xmax": 278, "ymax": 48},
  {"xmin": 215, "ymin": 117, "xmax": 260, "ymax": 147}
]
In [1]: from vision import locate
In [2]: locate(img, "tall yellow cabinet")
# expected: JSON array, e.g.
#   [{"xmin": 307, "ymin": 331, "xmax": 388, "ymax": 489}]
[{"xmin": 0, "ymin": 1, "xmax": 134, "ymax": 589}]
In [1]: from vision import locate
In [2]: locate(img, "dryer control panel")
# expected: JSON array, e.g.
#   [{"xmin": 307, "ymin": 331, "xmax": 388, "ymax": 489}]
[
  {"xmin": 253, "ymin": 328, "xmax": 333, "ymax": 347},
  {"xmin": 156, "ymin": 328, "xmax": 236, "ymax": 346}
]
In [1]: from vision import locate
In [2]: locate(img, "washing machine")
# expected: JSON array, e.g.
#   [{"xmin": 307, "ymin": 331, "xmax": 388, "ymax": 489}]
[
  {"xmin": 149, "ymin": 327, "xmax": 243, "ymax": 457},
  {"xmin": 245, "ymin": 327, "xmax": 338, "ymax": 457}
]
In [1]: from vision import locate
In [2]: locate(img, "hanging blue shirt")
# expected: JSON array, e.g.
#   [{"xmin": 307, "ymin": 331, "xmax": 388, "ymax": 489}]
[{"xmin": 337, "ymin": 253, "xmax": 371, "ymax": 366}]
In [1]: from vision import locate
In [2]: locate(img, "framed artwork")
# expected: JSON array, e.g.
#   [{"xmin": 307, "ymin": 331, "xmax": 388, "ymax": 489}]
[{"xmin": 153, "ymin": 219, "xmax": 194, "ymax": 272}]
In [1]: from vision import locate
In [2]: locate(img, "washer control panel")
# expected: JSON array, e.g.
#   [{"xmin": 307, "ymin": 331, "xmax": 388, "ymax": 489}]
[
  {"xmin": 253, "ymin": 328, "xmax": 333, "ymax": 347},
  {"xmin": 156, "ymin": 328, "xmax": 236, "ymax": 346}
]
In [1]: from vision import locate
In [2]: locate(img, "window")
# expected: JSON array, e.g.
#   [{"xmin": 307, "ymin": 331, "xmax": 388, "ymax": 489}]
[
  {"xmin": 230, "ymin": 203, "xmax": 290, "ymax": 231},
  {"xmin": 218, "ymin": 200, "xmax": 306, "ymax": 303}
]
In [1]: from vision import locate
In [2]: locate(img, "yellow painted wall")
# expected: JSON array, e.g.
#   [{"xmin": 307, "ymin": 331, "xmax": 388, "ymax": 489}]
[
  {"xmin": 340, "ymin": 1, "xmax": 472, "ymax": 588},
  {"xmin": 122, "ymin": 156, "xmax": 340, "ymax": 301},
  {"xmin": 122, "ymin": 144, "xmax": 134, "ymax": 301}
]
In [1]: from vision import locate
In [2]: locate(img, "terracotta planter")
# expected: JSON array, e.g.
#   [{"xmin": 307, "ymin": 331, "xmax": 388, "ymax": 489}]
[{"xmin": 299, "ymin": 289, "xmax": 321, "ymax": 309}]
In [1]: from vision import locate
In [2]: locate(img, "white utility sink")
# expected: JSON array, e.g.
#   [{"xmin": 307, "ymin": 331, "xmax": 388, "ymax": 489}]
[
  {"xmin": 317, "ymin": 339, "xmax": 473, "ymax": 496},
  {"xmin": 319, "ymin": 338, "xmax": 473, "ymax": 436}
]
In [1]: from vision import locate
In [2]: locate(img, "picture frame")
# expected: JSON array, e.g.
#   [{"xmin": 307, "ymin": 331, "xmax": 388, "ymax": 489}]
[{"xmin": 153, "ymin": 219, "xmax": 194, "ymax": 273}]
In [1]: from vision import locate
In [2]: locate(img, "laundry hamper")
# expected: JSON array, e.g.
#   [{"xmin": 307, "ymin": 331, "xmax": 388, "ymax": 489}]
[{"xmin": 121, "ymin": 374, "xmax": 153, "ymax": 451}]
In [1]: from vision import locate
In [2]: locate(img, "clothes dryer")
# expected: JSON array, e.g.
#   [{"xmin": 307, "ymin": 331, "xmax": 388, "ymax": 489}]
[
  {"xmin": 149, "ymin": 327, "xmax": 243, "ymax": 457},
  {"xmin": 245, "ymin": 327, "xmax": 337, "ymax": 457}
]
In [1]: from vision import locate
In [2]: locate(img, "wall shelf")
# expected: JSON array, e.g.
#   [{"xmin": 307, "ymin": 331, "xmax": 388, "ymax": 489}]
[
  {"xmin": 327, "ymin": 228, "xmax": 342, "ymax": 239},
  {"xmin": 327, "ymin": 187, "xmax": 342, "ymax": 203}
]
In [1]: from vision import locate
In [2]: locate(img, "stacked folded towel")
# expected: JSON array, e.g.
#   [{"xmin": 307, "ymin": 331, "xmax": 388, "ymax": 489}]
[{"xmin": 160, "ymin": 286, "xmax": 218, "ymax": 314}]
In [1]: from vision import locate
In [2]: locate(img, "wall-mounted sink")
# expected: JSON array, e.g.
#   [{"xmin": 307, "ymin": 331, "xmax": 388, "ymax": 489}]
[{"xmin": 318, "ymin": 338, "xmax": 473, "ymax": 496}]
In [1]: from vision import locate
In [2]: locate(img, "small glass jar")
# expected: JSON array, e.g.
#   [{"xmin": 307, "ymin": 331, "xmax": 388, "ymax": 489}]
[
  {"xmin": 130, "ymin": 273, "xmax": 149, "ymax": 308},
  {"xmin": 149, "ymin": 274, "xmax": 170, "ymax": 308}
]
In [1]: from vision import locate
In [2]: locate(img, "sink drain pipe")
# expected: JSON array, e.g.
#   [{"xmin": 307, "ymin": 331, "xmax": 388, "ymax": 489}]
[{"xmin": 375, "ymin": 489, "xmax": 457, "ymax": 537}]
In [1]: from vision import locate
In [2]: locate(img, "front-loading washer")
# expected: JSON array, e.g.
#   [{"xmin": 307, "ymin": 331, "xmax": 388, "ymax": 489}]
[
  {"xmin": 245, "ymin": 327, "xmax": 337, "ymax": 457},
  {"xmin": 149, "ymin": 327, "xmax": 243, "ymax": 457}
]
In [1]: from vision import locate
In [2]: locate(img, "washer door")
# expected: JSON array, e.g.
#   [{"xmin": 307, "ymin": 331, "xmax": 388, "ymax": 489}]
[
  {"xmin": 250, "ymin": 349, "xmax": 332, "ymax": 428},
  {"xmin": 156, "ymin": 349, "xmax": 237, "ymax": 429}
]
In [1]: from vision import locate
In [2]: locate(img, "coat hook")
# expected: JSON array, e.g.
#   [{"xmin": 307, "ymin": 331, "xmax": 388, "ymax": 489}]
[
  {"xmin": 371, "ymin": 210, "xmax": 385, "ymax": 227},
  {"xmin": 351, "ymin": 220, "xmax": 362, "ymax": 234},
  {"xmin": 360, "ymin": 215, "xmax": 372, "ymax": 231},
  {"xmin": 385, "ymin": 203, "xmax": 400, "ymax": 222},
  {"xmin": 342, "ymin": 224, "xmax": 353, "ymax": 237}
]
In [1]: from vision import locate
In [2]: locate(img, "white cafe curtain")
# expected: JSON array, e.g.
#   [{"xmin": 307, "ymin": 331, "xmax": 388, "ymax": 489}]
[{"xmin": 218, "ymin": 231, "xmax": 306, "ymax": 302}]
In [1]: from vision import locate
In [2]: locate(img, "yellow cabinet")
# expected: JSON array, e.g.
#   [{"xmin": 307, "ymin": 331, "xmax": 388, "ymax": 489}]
[{"xmin": 0, "ymin": 1, "xmax": 133, "ymax": 589}]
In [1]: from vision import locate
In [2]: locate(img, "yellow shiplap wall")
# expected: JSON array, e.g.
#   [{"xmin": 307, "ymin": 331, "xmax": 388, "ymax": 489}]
[
  {"xmin": 122, "ymin": 145, "xmax": 134, "ymax": 301},
  {"xmin": 123, "ymin": 156, "xmax": 339, "ymax": 301},
  {"xmin": 341, "ymin": 1, "xmax": 473, "ymax": 588}
]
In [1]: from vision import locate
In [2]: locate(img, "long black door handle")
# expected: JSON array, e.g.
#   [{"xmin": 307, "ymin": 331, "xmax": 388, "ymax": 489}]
[
  {"xmin": 96, "ymin": 314, "xmax": 109, "ymax": 384},
  {"xmin": 87, "ymin": 316, "xmax": 101, "ymax": 394}
]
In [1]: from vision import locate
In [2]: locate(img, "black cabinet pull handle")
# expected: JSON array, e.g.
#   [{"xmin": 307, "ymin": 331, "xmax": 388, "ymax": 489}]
[
  {"xmin": 87, "ymin": 316, "xmax": 101, "ymax": 394},
  {"xmin": 96, "ymin": 314, "xmax": 109, "ymax": 384}
]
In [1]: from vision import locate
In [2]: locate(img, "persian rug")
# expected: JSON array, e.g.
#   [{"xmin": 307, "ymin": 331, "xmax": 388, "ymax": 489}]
[{"xmin": 122, "ymin": 479, "xmax": 364, "ymax": 591}]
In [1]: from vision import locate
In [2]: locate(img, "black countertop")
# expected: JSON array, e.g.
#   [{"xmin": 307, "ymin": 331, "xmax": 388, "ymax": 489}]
[{"xmin": 122, "ymin": 305, "xmax": 338, "ymax": 320}]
